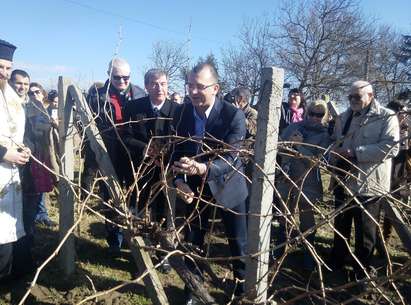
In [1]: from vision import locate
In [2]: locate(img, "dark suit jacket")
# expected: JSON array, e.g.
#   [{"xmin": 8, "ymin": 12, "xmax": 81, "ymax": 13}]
[
  {"xmin": 123, "ymin": 96, "xmax": 181, "ymax": 164},
  {"xmin": 172, "ymin": 98, "xmax": 248, "ymax": 209},
  {"xmin": 87, "ymin": 80, "xmax": 146, "ymax": 162}
]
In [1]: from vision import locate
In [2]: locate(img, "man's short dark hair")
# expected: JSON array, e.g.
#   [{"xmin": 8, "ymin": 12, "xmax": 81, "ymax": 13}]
[
  {"xmin": 191, "ymin": 62, "xmax": 219, "ymax": 83},
  {"xmin": 144, "ymin": 68, "xmax": 167, "ymax": 85},
  {"xmin": 232, "ymin": 87, "xmax": 251, "ymax": 104},
  {"xmin": 10, "ymin": 69, "xmax": 30, "ymax": 82}
]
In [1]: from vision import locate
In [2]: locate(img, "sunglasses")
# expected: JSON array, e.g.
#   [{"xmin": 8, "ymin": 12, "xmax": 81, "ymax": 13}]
[
  {"xmin": 348, "ymin": 94, "xmax": 362, "ymax": 101},
  {"xmin": 112, "ymin": 75, "xmax": 130, "ymax": 81},
  {"xmin": 308, "ymin": 111, "xmax": 325, "ymax": 118},
  {"xmin": 29, "ymin": 90, "xmax": 41, "ymax": 96}
]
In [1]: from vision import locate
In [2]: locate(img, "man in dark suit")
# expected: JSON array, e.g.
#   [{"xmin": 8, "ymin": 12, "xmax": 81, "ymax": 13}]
[
  {"xmin": 123, "ymin": 69, "xmax": 180, "ymax": 273},
  {"xmin": 172, "ymin": 63, "xmax": 248, "ymax": 302},
  {"xmin": 123, "ymin": 68, "xmax": 180, "ymax": 221}
]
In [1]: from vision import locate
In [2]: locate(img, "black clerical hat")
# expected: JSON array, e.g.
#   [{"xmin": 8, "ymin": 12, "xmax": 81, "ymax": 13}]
[{"xmin": 0, "ymin": 39, "xmax": 16, "ymax": 61}]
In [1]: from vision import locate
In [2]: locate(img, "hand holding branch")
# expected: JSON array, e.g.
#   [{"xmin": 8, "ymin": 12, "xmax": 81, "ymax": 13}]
[
  {"xmin": 173, "ymin": 157, "xmax": 207, "ymax": 176},
  {"xmin": 3, "ymin": 146, "xmax": 31, "ymax": 166}
]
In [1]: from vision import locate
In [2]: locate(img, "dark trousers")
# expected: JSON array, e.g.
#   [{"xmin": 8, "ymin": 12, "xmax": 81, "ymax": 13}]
[
  {"xmin": 184, "ymin": 190, "xmax": 247, "ymax": 294},
  {"xmin": 34, "ymin": 193, "xmax": 50, "ymax": 222},
  {"xmin": 102, "ymin": 146, "xmax": 134, "ymax": 249},
  {"xmin": 0, "ymin": 243, "xmax": 13, "ymax": 279},
  {"xmin": 11, "ymin": 193, "xmax": 39, "ymax": 275},
  {"xmin": 331, "ymin": 187, "xmax": 381, "ymax": 274},
  {"xmin": 136, "ymin": 166, "xmax": 168, "ymax": 224},
  {"xmin": 80, "ymin": 143, "xmax": 98, "ymax": 199}
]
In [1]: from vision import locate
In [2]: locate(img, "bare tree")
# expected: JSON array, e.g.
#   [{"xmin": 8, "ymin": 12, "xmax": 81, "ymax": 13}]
[
  {"xmin": 272, "ymin": 0, "xmax": 374, "ymax": 102},
  {"xmin": 364, "ymin": 26, "xmax": 409, "ymax": 101},
  {"xmin": 221, "ymin": 18, "xmax": 274, "ymax": 104},
  {"xmin": 149, "ymin": 40, "xmax": 190, "ymax": 93}
]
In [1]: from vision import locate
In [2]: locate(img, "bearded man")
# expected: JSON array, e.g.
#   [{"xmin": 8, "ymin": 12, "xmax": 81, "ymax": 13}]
[{"xmin": 0, "ymin": 39, "xmax": 30, "ymax": 279}]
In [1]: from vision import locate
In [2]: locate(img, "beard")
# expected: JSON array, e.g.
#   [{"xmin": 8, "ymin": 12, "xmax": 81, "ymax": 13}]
[{"xmin": 0, "ymin": 79, "xmax": 6, "ymax": 92}]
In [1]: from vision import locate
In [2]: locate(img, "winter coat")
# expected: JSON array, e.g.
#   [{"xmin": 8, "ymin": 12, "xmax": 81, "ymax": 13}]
[
  {"xmin": 87, "ymin": 80, "xmax": 145, "ymax": 160},
  {"xmin": 21, "ymin": 99, "xmax": 59, "ymax": 194},
  {"xmin": 334, "ymin": 99, "xmax": 400, "ymax": 197},
  {"xmin": 242, "ymin": 104, "xmax": 258, "ymax": 139},
  {"xmin": 280, "ymin": 120, "xmax": 331, "ymax": 197}
]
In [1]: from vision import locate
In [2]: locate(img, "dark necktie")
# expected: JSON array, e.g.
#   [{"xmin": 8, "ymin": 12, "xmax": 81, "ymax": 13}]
[{"xmin": 153, "ymin": 107, "xmax": 160, "ymax": 117}]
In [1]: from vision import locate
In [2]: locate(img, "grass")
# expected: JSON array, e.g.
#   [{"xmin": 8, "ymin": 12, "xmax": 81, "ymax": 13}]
[{"xmin": 0, "ymin": 183, "xmax": 410, "ymax": 304}]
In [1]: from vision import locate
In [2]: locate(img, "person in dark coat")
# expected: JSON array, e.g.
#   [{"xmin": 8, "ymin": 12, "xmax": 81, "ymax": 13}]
[
  {"xmin": 85, "ymin": 58, "xmax": 145, "ymax": 253},
  {"xmin": 172, "ymin": 63, "xmax": 248, "ymax": 303},
  {"xmin": 123, "ymin": 69, "xmax": 180, "ymax": 272},
  {"xmin": 123, "ymin": 69, "xmax": 180, "ymax": 223}
]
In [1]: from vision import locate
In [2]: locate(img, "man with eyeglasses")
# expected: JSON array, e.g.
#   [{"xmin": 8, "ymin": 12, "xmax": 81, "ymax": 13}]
[
  {"xmin": 172, "ymin": 63, "xmax": 248, "ymax": 303},
  {"xmin": 329, "ymin": 80, "xmax": 399, "ymax": 283},
  {"xmin": 86, "ymin": 57, "xmax": 145, "ymax": 255}
]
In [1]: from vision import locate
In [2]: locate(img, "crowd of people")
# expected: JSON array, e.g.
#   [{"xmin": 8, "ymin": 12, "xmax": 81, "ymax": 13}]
[{"xmin": 0, "ymin": 37, "xmax": 409, "ymax": 304}]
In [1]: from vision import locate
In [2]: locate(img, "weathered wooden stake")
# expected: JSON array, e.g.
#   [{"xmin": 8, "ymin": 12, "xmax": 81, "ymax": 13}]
[
  {"xmin": 57, "ymin": 76, "xmax": 76, "ymax": 276},
  {"xmin": 67, "ymin": 84, "xmax": 169, "ymax": 305},
  {"xmin": 245, "ymin": 67, "xmax": 284, "ymax": 304},
  {"xmin": 382, "ymin": 200, "xmax": 411, "ymax": 255}
]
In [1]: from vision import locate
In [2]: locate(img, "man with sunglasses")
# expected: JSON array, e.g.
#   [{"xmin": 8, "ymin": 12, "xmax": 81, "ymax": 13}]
[
  {"xmin": 330, "ymin": 80, "xmax": 399, "ymax": 283},
  {"xmin": 86, "ymin": 57, "xmax": 145, "ymax": 255}
]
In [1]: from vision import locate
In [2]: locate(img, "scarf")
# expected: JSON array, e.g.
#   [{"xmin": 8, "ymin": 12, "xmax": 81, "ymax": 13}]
[
  {"xmin": 290, "ymin": 106, "xmax": 304, "ymax": 123},
  {"xmin": 108, "ymin": 84, "xmax": 132, "ymax": 124}
]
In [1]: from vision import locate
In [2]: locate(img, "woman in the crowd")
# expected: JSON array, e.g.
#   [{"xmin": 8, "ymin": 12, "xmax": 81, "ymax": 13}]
[
  {"xmin": 279, "ymin": 88, "xmax": 306, "ymax": 133},
  {"xmin": 14, "ymin": 84, "xmax": 60, "ymax": 278},
  {"xmin": 22, "ymin": 82, "xmax": 58, "ymax": 231},
  {"xmin": 275, "ymin": 99, "xmax": 331, "ymax": 271}
]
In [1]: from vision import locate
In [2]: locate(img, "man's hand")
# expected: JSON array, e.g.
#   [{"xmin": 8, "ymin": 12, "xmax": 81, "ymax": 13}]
[
  {"xmin": 333, "ymin": 147, "xmax": 354, "ymax": 159},
  {"xmin": 3, "ymin": 147, "xmax": 30, "ymax": 165},
  {"xmin": 144, "ymin": 141, "xmax": 161, "ymax": 158},
  {"xmin": 51, "ymin": 118, "xmax": 59, "ymax": 129},
  {"xmin": 175, "ymin": 179, "xmax": 195, "ymax": 204},
  {"xmin": 289, "ymin": 130, "xmax": 303, "ymax": 143},
  {"xmin": 173, "ymin": 157, "xmax": 207, "ymax": 176}
]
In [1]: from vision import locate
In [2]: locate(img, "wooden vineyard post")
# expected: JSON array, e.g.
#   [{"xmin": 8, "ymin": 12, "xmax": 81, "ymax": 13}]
[
  {"xmin": 57, "ymin": 76, "xmax": 76, "ymax": 276},
  {"xmin": 67, "ymin": 85, "xmax": 169, "ymax": 305},
  {"xmin": 245, "ymin": 67, "xmax": 284, "ymax": 304}
]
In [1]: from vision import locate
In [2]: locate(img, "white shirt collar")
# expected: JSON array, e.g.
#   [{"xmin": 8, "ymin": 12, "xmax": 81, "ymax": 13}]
[
  {"xmin": 194, "ymin": 98, "xmax": 215, "ymax": 119},
  {"xmin": 150, "ymin": 99, "xmax": 166, "ymax": 111}
]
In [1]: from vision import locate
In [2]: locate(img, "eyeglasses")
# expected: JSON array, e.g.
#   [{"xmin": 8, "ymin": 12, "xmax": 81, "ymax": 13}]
[
  {"xmin": 112, "ymin": 75, "xmax": 130, "ymax": 81},
  {"xmin": 308, "ymin": 111, "xmax": 325, "ymax": 118},
  {"xmin": 186, "ymin": 82, "xmax": 216, "ymax": 91},
  {"xmin": 29, "ymin": 90, "xmax": 41, "ymax": 96},
  {"xmin": 348, "ymin": 94, "xmax": 362, "ymax": 101}
]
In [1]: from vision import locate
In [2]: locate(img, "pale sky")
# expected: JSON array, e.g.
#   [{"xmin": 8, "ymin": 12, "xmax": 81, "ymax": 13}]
[{"xmin": 2, "ymin": 0, "xmax": 410, "ymax": 90}]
